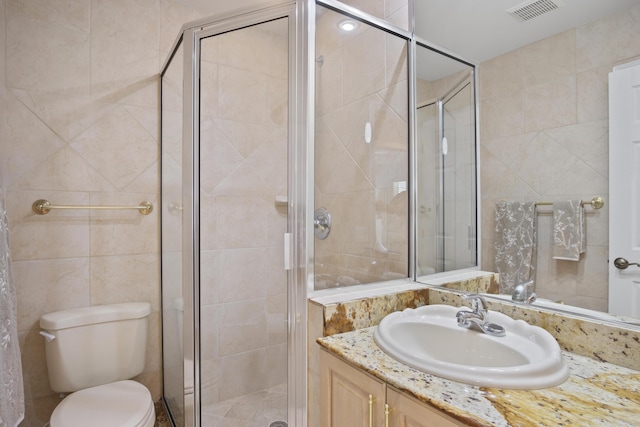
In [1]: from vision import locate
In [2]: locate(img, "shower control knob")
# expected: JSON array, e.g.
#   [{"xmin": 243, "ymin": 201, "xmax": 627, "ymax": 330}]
[{"xmin": 314, "ymin": 207, "xmax": 331, "ymax": 240}]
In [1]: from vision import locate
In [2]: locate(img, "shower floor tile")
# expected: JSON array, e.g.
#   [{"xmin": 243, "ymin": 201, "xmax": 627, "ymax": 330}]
[{"xmin": 201, "ymin": 383, "xmax": 287, "ymax": 427}]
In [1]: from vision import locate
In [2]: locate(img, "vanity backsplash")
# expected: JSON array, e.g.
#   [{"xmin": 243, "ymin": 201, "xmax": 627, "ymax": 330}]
[{"xmin": 310, "ymin": 273, "xmax": 640, "ymax": 371}]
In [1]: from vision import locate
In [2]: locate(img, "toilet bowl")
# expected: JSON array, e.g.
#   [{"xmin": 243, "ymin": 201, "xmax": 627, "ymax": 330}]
[
  {"xmin": 40, "ymin": 303, "xmax": 156, "ymax": 427},
  {"xmin": 50, "ymin": 380, "xmax": 155, "ymax": 427}
]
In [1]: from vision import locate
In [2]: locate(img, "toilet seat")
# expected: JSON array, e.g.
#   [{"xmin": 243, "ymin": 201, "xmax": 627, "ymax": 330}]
[{"xmin": 50, "ymin": 380, "xmax": 155, "ymax": 427}]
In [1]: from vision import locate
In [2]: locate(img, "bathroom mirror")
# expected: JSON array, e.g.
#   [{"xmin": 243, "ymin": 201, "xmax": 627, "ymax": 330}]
[
  {"xmin": 414, "ymin": 0, "xmax": 640, "ymax": 327},
  {"xmin": 415, "ymin": 43, "xmax": 477, "ymax": 277}
]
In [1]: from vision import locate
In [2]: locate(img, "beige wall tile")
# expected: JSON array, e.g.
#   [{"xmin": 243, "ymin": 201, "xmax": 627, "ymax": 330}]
[
  {"xmin": 218, "ymin": 299, "xmax": 267, "ymax": 356},
  {"xmin": 88, "ymin": 192, "xmax": 159, "ymax": 256},
  {"xmin": 90, "ymin": 0, "xmax": 159, "ymax": 105},
  {"xmin": 577, "ymin": 65, "xmax": 611, "ymax": 123},
  {"xmin": 267, "ymin": 294, "xmax": 287, "ymax": 346},
  {"xmin": 524, "ymin": 76, "xmax": 577, "ymax": 132},
  {"xmin": 218, "ymin": 65, "xmax": 267, "ymax": 123},
  {"xmin": 385, "ymin": 33, "xmax": 407, "ymax": 87},
  {"xmin": 200, "ymin": 250, "xmax": 219, "ymax": 306},
  {"xmin": 218, "ymin": 21, "xmax": 287, "ymax": 79},
  {"xmin": 200, "ymin": 61, "xmax": 219, "ymax": 118},
  {"xmin": 12, "ymin": 89, "xmax": 116, "ymax": 143},
  {"xmin": 511, "ymin": 132, "xmax": 577, "ymax": 196},
  {"xmin": 13, "ymin": 257, "xmax": 90, "ymax": 331},
  {"xmin": 521, "ymin": 30, "xmax": 576, "ymax": 87},
  {"xmin": 576, "ymin": 5, "xmax": 640, "ymax": 72},
  {"xmin": 159, "ymin": 0, "xmax": 216, "ymax": 54},
  {"xmin": 90, "ymin": 253, "xmax": 160, "ymax": 311},
  {"xmin": 545, "ymin": 120, "xmax": 609, "ymax": 177},
  {"xmin": 200, "ymin": 358, "xmax": 220, "ymax": 407},
  {"xmin": 199, "ymin": 119, "xmax": 244, "ymax": 195},
  {"xmin": 216, "ymin": 195, "xmax": 269, "ymax": 249},
  {"xmin": 6, "ymin": 190, "xmax": 90, "ymax": 261},
  {"xmin": 200, "ymin": 304, "xmax": 219, "ymax": 359},
  {"xmin": 71, "ymin": 107, "xmax": 158, "ymax": 190},
  {"xmin": 199, "ymin": 194, "xmax": 218, "ymax": 251},
  {"xmin": 11, "ymin": 147, "xmax": 115, "ymax": 192},
  {"xmin": 315, "ymin": 50, "xmax": 344, "ymax": 116},
  {"xmin": 480, "ymin": 91, "xmax": 525, "ymax": 139},
  {"xmin": 265, "ymin": 343, "xmax": 287, "ymax": 388},
  {"xmin": 2, "ymin": 91, "xmax": 66, "ymax": 188},
  {"xmin": 343, "ymin": 29, "xmax": 386, "ymax": 104},
  {"xmin": 6, "ymin": 0, "xmax": 90, "ymax": 97},
  {"xmin": 217, "ymin": 248, "xmax": 270, "ymax": 303},
  {"xmin": 217, "ymin": 348, "xmax": 267, "ymax": 401},
  {"xmin": 478, "ymin": 51, "xmax": 524, "ymax": 101},
  {"xmin": 385, "ymin": 3, "xmax": 409, "ymax": 31}
]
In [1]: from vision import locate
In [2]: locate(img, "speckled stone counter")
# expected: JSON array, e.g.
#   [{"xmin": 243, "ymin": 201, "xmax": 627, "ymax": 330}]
[{"xmin": 317, "ymin": 327, "xmax": 640, "ymax": 427}]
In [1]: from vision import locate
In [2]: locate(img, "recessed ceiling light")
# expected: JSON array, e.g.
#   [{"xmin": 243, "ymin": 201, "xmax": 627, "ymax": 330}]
[{"xmin": 338, "ymin": 20, "xmax": 358, "ymax": 32}]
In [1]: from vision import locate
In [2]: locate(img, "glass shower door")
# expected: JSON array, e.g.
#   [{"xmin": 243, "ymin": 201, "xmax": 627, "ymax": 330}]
[
  {"xmin": 161, "ymin": 2, "xmax": 307, "ymax": 425},
  {"xmin": 196, "ymin": 18, "xmax": 290, "ymax": 426},
  {"xmin": 161, "ymin": 42, "xmax": 186, "ymax": 427}
]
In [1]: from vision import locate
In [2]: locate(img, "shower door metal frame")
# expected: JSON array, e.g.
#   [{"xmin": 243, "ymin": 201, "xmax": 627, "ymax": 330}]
[{"xmin": 177, "ymin": 2, "xmax": 311, "ymax": 426}]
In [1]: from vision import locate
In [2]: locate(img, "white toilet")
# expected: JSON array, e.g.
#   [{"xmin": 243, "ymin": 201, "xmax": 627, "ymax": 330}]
[{"xmin": 39, "ymin": 302, "xmax": 156, "ymax": 427}]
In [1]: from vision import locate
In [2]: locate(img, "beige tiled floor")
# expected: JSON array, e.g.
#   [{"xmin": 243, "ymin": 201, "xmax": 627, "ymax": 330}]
[{"xmin": 201, "ymin": 383, "xmax": 287, "ymax": 427}]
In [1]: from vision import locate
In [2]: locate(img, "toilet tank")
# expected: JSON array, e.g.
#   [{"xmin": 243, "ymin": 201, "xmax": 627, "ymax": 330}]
[{"xmin": 40, "ymin": 302, "xmax": 151, "ymax": 393}]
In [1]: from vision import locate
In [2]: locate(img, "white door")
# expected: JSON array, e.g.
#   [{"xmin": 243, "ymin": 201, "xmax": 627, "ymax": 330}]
[{"xmin": 609, "ymin": 60, "xmax": 640, "ymax": 318}]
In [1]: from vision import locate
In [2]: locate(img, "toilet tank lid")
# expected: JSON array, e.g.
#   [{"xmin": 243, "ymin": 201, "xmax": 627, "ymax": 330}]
[{"xmin": 40, "ymin": 302, "xmax": 151, "ymax": 330}]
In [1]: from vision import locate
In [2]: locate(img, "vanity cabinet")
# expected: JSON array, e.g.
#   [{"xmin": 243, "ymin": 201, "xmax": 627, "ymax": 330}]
[{"xmin": 320, "ymin": 349, "xmax": 466, "ymax": 427}]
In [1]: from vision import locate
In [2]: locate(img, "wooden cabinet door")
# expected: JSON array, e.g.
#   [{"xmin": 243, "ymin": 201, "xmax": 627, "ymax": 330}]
[
  {"xmin": 320, "ymin": 349, "xmax": 386, "ymax": 427},
  {"xmin": 386, "ymin": 386, "xmax": 466, "ymax": 427}
]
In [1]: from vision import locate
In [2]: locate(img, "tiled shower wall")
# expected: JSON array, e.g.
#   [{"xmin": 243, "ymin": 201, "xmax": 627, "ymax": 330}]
[
  {"xmin": 0, "ymin": 1, "xmax": 219, "ymax": 425},
  {"xmin": 480, "ymin": 4, "xmax": 640, "ymax": 311}
]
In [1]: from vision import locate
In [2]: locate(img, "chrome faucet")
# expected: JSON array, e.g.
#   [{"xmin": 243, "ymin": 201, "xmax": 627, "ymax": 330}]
[
  {"xmin": 512, "ymin": 280, "xmax": 536, "ymax": 304},
  {"xmin": 456, "ymin": 294, "xmax": 506, "ymax": 337}
]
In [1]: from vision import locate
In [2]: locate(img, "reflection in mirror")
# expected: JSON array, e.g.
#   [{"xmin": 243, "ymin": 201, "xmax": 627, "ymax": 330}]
[
  {"xmin": 415, "ymin": 0, "xmax": 640, "ymax": 326},
  {"xmin": 313, "ymin": 5, "xmax": 409, "ymax": 290},
  {"xmin": 416, "ymin": 45, "xmax": 477, "ymax": 276}
]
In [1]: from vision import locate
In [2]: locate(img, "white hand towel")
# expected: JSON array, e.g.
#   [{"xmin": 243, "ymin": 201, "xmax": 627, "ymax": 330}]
[
  {"xmin": 0, "ymin": 193, "xmax": 25, "ymax": 427},
  {"xmin": 494, "ymin": 201, "xmax": 537, "ymax": 295},
  {"xmin": 552, "ymin": 200, "xmax": 585, "ymax": 261}
]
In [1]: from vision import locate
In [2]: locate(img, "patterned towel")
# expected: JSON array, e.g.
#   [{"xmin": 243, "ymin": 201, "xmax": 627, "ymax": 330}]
[
  {"xmin": 552, "ymin": 200, "xmax": 585, "ymax": 261},
  {"xmin": 495, "ymin": 201, "xmax": 537, "ymax": 295}
]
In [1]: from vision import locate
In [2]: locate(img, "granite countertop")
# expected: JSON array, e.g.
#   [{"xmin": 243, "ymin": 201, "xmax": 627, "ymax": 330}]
[{"xmin": 317, "ymin": 327, "xmax": 640, "ymax": 427}]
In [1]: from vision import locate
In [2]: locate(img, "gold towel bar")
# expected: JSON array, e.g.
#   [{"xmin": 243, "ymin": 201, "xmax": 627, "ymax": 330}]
[
  {"xmin": 32, "ymin": 199, "xmax": 153, "ymax": 215},
  {"xmin": 535, "ymin": 196, "xmax": 605, "ymax": 209}
]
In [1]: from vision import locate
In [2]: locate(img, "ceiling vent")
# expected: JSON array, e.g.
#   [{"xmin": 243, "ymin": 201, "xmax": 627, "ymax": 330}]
[{"xmin": 507, "ymin": 0, "xmax": 565, "ymax": 22}]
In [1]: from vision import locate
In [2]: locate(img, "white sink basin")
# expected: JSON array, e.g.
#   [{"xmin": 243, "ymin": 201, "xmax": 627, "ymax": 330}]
[{"xmin": 373, "ymin": 305, "xmax": 569, "ymax": 389}]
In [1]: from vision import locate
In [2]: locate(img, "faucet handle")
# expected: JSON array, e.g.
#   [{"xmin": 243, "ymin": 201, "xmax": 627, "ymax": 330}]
[
  {"xmin": 463, "ymin": 294, "xmax": 487, "ymax": 313},
  {"xmin": 512, "ymin": 280, "xmax": 537, "ymax": 304}
]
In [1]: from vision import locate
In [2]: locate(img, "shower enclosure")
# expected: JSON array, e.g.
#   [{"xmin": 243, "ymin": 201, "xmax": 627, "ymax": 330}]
[
  {"xmin": 160, "ymin": 1, "xmax": 476, "ymax": 426},
  {"xmin": 161, "ymin": 3, "xmax": 309, "ymax": 427}
]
